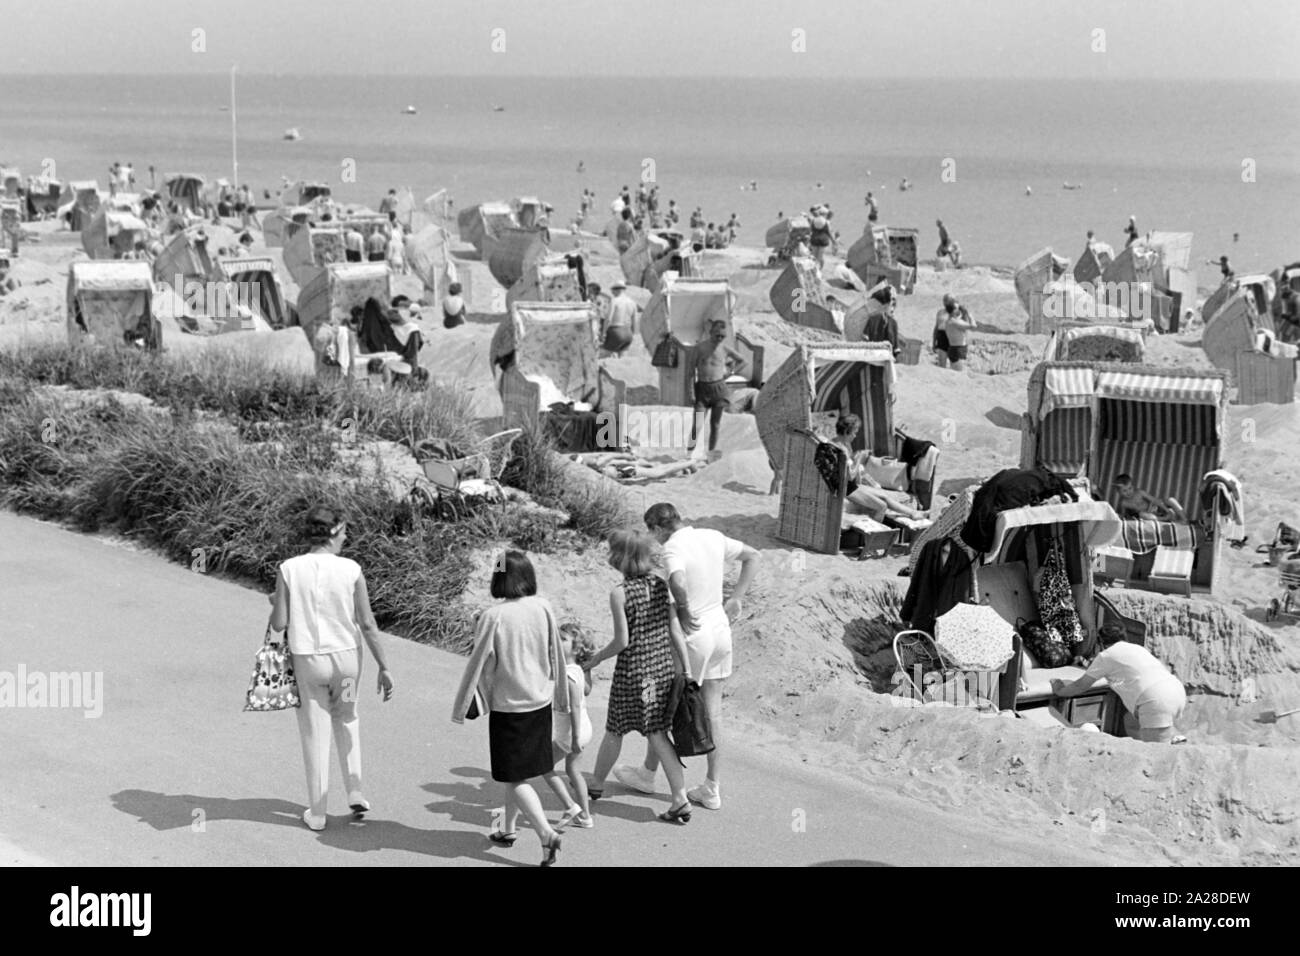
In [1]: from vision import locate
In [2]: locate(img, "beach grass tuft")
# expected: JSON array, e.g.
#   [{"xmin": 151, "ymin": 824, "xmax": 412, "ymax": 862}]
[{"xmin": 0, "ymin": 343, "xmax": 638, "ymax": 651}]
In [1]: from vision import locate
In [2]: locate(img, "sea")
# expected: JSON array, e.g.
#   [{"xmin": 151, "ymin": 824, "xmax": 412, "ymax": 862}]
[{"xmin": 2, "ymin": 73, "xmax": 1297, "ymax": 276}]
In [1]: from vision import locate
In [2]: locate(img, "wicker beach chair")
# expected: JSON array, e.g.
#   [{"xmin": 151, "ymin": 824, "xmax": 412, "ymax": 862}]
[
  {"xmin": 1201, "ymin": 291, "xmax": 1296, "ymax": 405},
  {"xmin": 491, "ymin": 301, "xmax": 625, "ymax": 448},
  {"xmin": 757, "ymin": 343, "xmax": 936, "ymax": 553},
  {"xmin": 769, "ymin": 256, "xmax": 845, "ymax": 334}
]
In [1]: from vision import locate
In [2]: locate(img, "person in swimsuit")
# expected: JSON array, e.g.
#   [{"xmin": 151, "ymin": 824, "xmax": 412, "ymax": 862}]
[
  {"xmin": 1113, "ymin": 473, "xmax": 1187, "ymax": 521},
  {"xmin": 690, "ymin": 320, "xmax": 747, "ymax": 457},
  {"xmin": 571, "ymin": 453, "xmax": 706, "ymax": 481},
  {"xmin": 830, "ymin": 414, "xmax": 927, "ymax": 521},
  {"xmin": 601, "ymin": 281, "xmax": 637, "ymax": 355}
]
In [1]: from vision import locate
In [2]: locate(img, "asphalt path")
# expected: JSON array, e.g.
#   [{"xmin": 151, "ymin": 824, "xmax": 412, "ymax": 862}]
[{"xmin": 0, "ymin": 511, "xmax": 1115, "ymax": 866}]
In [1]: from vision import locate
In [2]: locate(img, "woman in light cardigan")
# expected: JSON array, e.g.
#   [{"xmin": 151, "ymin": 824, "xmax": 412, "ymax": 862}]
[
  {"xmin": 453, "ymin": 550, "xmax": 570, "ymax": 866},
  {"xmin": 268, "ymin": 506, "xmax": 394, "ymax": 831}
]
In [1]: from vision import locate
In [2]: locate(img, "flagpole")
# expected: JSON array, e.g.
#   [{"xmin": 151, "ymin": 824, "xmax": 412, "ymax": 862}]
[{"xmin": 230, "ymin": 64, "xmax": 238, "ymax": 187}]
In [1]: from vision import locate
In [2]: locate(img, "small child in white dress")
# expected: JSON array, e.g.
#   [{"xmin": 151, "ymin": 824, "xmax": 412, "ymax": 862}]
[{"xmin": 547, "ymin": 623, "xmax": 595, "ymax": 829}]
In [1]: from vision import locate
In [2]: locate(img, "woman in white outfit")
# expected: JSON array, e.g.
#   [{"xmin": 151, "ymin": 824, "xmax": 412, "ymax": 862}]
[{"xmin": 268, "ymin": 506, "xmax": 394, "ymax": 830}]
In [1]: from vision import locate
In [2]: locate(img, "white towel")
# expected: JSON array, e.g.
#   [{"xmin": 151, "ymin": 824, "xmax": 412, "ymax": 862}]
[{"xmin": 1202, "ymin": 468, "xmax": 1245, "ymax": 540}]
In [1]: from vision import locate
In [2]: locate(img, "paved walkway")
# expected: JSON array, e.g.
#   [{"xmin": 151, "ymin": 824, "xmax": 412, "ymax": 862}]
[{"xmin": 0, "ymin": 512, "xmax": 1114, "ymax": 866}]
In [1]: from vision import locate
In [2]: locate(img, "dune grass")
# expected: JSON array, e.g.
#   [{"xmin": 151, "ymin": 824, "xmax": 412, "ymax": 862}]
[{"xmin": 0, "ymin": 342, "xmax": 636, "ymax": 651}]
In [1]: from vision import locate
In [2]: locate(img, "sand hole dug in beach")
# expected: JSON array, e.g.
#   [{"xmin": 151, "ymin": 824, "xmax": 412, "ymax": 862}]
[{"xmin": 711, "ymin": 578, "xmax": 1300, "ymax": 863}]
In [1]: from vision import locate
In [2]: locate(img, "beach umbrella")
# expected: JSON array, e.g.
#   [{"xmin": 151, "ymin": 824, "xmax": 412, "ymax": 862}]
[{"xmin": 933, "ymin": 603, "xmax": 1015, "ymax": 671}]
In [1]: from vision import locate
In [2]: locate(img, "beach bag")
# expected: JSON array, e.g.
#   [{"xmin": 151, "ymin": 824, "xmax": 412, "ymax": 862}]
[
  {"xmin": 464, "ymin": 687, "xmax": 487, "ymax": 720},
  {"xmin": 666, "ymin": 677, "xmax": 715, "ymax": 759},
  {"xmin": 243, "ymin": 628, "xmax": 300, "ymax": 711},
  {"xmin": 1015, "ymin": 617, "xmax": 1071, "ymax": 669},
  {"xmin": 651, "ymin": 336, "xmax": 679, "ymax": 368}
]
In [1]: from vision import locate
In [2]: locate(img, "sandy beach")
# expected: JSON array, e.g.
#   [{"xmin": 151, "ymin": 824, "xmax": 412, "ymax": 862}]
[{"xmin": 2, "ymin": 206, "xmax": 1297, "ymax": 866}]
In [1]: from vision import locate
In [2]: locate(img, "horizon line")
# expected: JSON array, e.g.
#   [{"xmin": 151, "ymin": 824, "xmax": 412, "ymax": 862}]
[{"xmin": 1, "ymin": 70, "xmax": 1296, "ymax": 83}]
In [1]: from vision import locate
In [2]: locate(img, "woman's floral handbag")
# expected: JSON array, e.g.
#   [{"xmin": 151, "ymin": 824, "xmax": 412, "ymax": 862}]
[{"xmin": 244, "ymin": 628, "xmax": 300, "ymax": 711}]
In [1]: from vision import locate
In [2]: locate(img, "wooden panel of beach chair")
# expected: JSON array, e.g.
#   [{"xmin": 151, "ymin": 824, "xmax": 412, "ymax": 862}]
[
  {"xmin": 1235, "ymin": 350, "xmax": 1296, "ymax": 404},
  {"xmin": 501, "ymin": 366, "xmax": 541, "ymax": 432},
  {"xmin": 777, "ymin": 429, "xmax": 844, "ymax": 554},
  {"xmin": 976, "ymin": 562, "xmax": 1035, "ymax": 710}
]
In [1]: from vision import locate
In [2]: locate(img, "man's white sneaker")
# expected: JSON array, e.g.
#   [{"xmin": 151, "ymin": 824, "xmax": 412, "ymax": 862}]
[
  {"xmin": 301, "ymin": 809, "xmax": 326, "ymax": 831},
  {"xmin": 613, "ymin": 764, "xmax": 657, "ymax": 794},
  {"xmin": 687, "ymin": 782, "xmax": 721, "ymax": 810}
]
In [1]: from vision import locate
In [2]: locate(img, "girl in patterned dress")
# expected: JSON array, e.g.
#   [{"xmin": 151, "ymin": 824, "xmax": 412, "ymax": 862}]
[{"xmin": 583, "ymin": 530, "xmax": 694, "ymax": 823}]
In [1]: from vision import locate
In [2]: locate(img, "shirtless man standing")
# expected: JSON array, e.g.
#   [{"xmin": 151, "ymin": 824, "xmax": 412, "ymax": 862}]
[{"xmin": 690, "ymin": 320, "xmax": 747, "ymax": 458}]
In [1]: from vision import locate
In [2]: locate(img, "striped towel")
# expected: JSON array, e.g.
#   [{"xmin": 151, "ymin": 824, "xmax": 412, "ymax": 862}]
[{"xmin": 1120, "ymin": 519, "xmax": 1200, "ymax": 554}]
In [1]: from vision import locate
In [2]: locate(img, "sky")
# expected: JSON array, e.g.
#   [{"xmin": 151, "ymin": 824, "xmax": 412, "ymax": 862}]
[{"xmin": 0, "ymin": 0, "xmax": 1297, "ymax": 80}]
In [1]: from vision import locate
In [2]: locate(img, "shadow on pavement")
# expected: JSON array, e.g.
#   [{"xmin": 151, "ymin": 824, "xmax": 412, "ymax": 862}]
[
  {"xmin": 111, "ymin": 789, "xmax": 303, "ymax": 831},
  {"xmin": 808, "ymin": 859, "xmax": 895, "ymax": 866},
  {"xmin": 110, "ymin": 786, "xmax": 531, "ymax": 866}
]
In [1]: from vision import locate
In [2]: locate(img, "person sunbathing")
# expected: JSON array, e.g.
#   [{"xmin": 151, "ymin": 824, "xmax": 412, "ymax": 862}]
[
  {"xmin": 571, "ymin": 452, "xmax": 706, "ymax": 481},
  {"xmin": 1113, "ymin": 473, "xmax": 1187, "ymax": 521},
  {"xmin": 830, "ymin": 414, "xmax": 927, "ymax": 522}
]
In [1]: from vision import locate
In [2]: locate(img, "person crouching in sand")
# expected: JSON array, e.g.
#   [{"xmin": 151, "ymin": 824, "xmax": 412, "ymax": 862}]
[{"xmin": 1052, "ymin": 624, "xmax": 1187, "ymax": 743}]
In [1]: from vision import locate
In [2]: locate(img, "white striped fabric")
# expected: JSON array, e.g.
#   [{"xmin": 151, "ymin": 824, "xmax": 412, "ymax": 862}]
[
  {"xmin": 1042, "ymin": 366, "xmax": 1096, "ymax": 415},
  {"xmin": 1038, "ymin": 407, "xmax": 1090, "ymax": 476},
  {"xmin": 1096, "ymin": 370, "xmax": 1224, "ymax": 406}
]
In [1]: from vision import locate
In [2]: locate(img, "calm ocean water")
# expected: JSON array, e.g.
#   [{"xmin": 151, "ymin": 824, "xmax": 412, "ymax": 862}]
[{"xmin": 2, "ymin": 74, "xmax": 1297, "ymax": 274}]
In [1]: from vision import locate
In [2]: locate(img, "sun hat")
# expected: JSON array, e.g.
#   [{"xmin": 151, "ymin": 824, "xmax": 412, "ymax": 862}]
[{"xmin": 610, "ymin": 279, "xmax": 627, "ymax": 290}]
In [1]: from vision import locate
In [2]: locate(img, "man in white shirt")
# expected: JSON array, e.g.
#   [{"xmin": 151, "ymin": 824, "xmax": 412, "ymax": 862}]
[
  {"xmin": 1052, "ymin": 628, "xmax": 1187, "ymax": 742},
  {"xmin": 612, "ymin": 502, "xmax": 760, "ymax": 810}
]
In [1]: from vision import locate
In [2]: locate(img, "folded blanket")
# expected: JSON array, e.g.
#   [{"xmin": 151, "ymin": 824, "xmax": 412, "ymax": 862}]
[{"xmin": 1120, "ymin": 518, "xmax": 1200, "ymax": 554}]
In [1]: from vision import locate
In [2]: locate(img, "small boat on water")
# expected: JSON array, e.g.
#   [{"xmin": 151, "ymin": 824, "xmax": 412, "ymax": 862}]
[
  {"xmin": 492, "ymin": 105, "xmax": 506, "ymax": 112},
  {"xmin": 403, "ymin": 105, "xmax": 417, "ymax": 114},
  {"xmin": 283, "ymin": 128, "xmax": 301, "ymax": 141}
]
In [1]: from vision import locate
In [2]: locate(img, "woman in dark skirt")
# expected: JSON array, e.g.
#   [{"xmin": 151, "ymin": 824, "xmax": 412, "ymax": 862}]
[
  {"xmin": 583, "ymin": 530, "xmax": 692, "ymax": 823},
  {"xmin": 452, "ymin": 551, "xmax": 570, "ymax": 865}
]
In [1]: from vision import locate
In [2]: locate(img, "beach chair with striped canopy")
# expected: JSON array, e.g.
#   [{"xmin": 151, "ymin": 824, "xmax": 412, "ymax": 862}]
[
  {"xmin": 757, "ymin": 343, "xmax": 936, "ymax": 553},
  {"xmin": 1020, "ymin": 362, "xmax": 1231, "ymax": 596}
]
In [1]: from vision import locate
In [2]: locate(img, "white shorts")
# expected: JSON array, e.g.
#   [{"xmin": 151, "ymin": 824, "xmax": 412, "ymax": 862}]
[
  {"xmin": 552, "ymin": 710, "xmax": 593, "ymax": 755},
  {"xmin": 1136, "ymin": 679, "xmax": 1187, "ymax": 729},
  {"xmin": 685, "ymin": 606, "xmax": 733, "ymax": 682}
]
